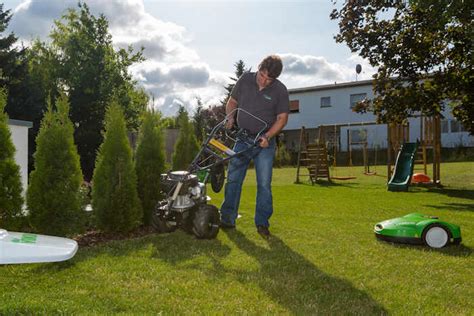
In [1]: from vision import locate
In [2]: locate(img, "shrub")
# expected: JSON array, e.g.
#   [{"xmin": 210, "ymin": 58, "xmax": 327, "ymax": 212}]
[
  {"xmin": 275, "ymin": 141, "xmax": 292, "ymax": 167},
  {"xmin": 92, "ymin": 102, "xmax": 142, "ymax": 232},
  {"xmin": 172, "ymin": 109, "xmax": 199, "ymax": 170},
  {"xmin": 135, "ymin": 110, "xmax": 166, "ymax": 225},
  {"xmin": 0, "ymin": 88, "xmax": 24, "ymax": 230},
  {"xmin": 27, "ymin": 94, "xmax": 84, "ymax": 236}
]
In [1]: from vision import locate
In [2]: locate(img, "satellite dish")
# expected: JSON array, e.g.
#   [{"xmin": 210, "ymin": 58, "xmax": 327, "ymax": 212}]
[{"xmin": 356, "ymin": 64, "xmax": 362, "ymax": 74}]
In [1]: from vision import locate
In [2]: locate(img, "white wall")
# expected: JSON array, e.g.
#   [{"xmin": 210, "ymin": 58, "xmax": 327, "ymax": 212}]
[
  {"xmin": 339, "ymin": 125, "xmax": 388, "ymax": 151},
  {"xmin": 8, "ymin": 122, "xmax": 30, "ymax": 196},
  {"xmin": 287, "ymin": 81, "xmax": 474, "ymax": 149},
  {"xmin": 286, "ymin": 83, "xmax": 377, "ymax": 131},
  {"xmin": 439, "ymin": 115, "xmax": 474, "ymax": 148}
]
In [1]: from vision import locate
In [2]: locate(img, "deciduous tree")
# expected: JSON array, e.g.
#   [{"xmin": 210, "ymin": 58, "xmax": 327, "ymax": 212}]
[
  {"xmin": 331, "ymin": 0, "xmax": 473, "ymax": 134},
  {"xmin": 50, "ymin": 3, "xmax": 146, "ymax": 180}
]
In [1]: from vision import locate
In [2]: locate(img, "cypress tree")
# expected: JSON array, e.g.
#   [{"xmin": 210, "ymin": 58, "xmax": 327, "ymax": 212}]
[
  {"xmin": 135, "ymin": 110, "xmax": 166, "ymax": 225},
  {"xmin": 27, "ymin": 94, "xmax": 84, "ymax": 236},
  {"xmin": 92, "ymin": 102, "xmax": 142, "ymax": 232},
  {"xmin": 172, "ymin": 109, "xmax": 200, "ymax": 170},
  {"xmin": 0, "ymin": 88, "xmax": 24, "ymax": 230}
]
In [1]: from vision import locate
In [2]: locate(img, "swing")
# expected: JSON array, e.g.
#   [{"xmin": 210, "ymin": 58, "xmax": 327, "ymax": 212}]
[
  {"xmin": 330, "ymin": 125, "xmax": 356, "ymax": 180},
  {"xmin": 364, "ymin": 130, "xmax": 378, "ymax": 176}
]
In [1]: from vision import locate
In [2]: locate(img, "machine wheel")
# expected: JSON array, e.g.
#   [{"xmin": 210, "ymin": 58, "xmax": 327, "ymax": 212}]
[
  {"xmin": 422, "ymin": 224, "xmax": 450, "ymax": 248},
  {"xmin": 192, "ymin": 204, "xmax": 220, "ymax": 239},
  {"xmin": 151, "ymin": 206, "xmax": 176, "ymax": 234},
  {"xmin": 181, "ymin": 213, "xmax": 195, "ymax": 235},
  {"xmin": 210, "ymin": 163, "xmax": 225, "ymax": 193}
]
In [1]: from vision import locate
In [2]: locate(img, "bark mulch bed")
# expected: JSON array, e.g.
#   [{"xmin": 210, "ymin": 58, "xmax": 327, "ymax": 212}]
[{"xmin": 74, "ymin": 226, "xmax": 157, "ymax": 247}]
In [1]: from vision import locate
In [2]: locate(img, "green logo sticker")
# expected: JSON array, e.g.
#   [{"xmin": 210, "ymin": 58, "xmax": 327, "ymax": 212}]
[
  {"xmin": 11, "ymin": 233, "xmax": 38, "ymax": 244},
  {"xmin": 263, "ymin": 94, "xmax": 272, "ymax": 101}
]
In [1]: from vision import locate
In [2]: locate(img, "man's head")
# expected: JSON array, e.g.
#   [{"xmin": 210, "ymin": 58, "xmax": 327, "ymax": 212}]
[{"xmin": 258, "ymin": 55, "xmax": 283, "ymax": 79}]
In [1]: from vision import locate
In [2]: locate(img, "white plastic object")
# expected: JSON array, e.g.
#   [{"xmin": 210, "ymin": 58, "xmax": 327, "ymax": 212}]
[{"xmin": 0, "ymin": 229, "xmax": 78, "ymax": 264}]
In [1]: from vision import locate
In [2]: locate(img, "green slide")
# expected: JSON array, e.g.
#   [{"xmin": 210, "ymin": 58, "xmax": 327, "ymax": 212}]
[{"xmin": 388, "ymin": 142, "xmax": 418, "ymax": 192}]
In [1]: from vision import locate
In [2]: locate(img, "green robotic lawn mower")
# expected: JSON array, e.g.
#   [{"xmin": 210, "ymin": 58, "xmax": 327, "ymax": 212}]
[{"xmin": 374, "ymin": 213, "xmax": 462, "ymax": 248}]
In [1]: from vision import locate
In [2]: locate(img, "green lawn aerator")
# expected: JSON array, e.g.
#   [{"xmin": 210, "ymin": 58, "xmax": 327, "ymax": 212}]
[{"xmin": 374, "ymin": 213, "xmax": 462, "ymax": 248}]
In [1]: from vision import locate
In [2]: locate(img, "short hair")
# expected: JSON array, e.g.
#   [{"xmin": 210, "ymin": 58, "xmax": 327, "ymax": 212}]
[{"xmin": 258, "ymin": 55, "xmax": 283, "ymax": 79}]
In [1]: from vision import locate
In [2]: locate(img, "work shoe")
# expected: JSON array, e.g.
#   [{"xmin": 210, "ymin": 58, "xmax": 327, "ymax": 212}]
[
  {"xmin": 257, "ymin": 226, "xmax": 270, "ymax": 237},
  {"xmin": 220, "ymin": 222, "xmax": 236, "ymax": 229}
]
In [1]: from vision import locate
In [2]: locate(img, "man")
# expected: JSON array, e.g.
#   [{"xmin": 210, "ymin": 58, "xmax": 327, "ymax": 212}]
[{"xmin": 220, "ymin": 55, "xmax": 289, "ymax": 237}]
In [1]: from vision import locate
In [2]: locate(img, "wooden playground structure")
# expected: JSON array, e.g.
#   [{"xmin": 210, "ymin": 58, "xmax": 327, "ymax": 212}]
[
  {"xmin": 295, "ymin": 115, "xmax": 441, "ymax": 186},
  {"xmin": 387, "ymin": 115, "xmax": 441, "ymax": 184}
]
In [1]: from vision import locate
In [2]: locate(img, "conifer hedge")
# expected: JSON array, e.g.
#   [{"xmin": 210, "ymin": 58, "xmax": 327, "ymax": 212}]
[
  {"xmin": 27, "ymin": 94, "xmax": 84, "ymax": 236},
  {"xmin": 0, "ymin": 89, "xmax": 24, "ymax": 230},
  {"xmin": 92, "ymin": 102, "xmax": 142, "ymax": 232},
  {"xmin": 135, "ymin": 111, "xmax": 166, "ymax": 225},
  {"xmin": 172, "ymin": 110, "xmax": 199, "ymax": 170}
]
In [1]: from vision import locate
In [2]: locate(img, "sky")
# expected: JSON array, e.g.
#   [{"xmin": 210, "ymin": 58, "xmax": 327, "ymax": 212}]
[{"xmin": 2, "ymin": 0, "xmax": 376, "ymax": 116}]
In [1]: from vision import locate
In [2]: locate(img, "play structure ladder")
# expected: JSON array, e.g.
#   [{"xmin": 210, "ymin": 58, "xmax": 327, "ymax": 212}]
[
  {"xmin": 295, "ymin": 127, "xmax": 330, "ymax": 184},
  {"xmin": 307, "ymin": 143, "xmax": 330, "ymax": 182},
  {"xmin": 414, "ymin": 145, "xmax": 428, "ymax": 174}
]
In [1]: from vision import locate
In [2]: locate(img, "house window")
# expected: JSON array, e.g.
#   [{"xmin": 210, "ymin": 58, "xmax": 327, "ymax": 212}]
[
  {"xmin": 350, "ymin": 93, "xmax": 367, "ymax": 109},
  {"xmin": 349, "ymin": 129, "xmax": 367, "ymax": 143},
  {"xmin": 450, "ymin": 120, "xmax": 465, "ymax": 133},
  {"xmin": 441, "ymin": 120, "xmax": 449, "ymax": 133},
  {"xmin": 289, "ymin": 100, "xmax": 299, "ymax": 113},
  {"xmin": 321, "ymin": 97, "xmax": 331, "ymax": 108}
]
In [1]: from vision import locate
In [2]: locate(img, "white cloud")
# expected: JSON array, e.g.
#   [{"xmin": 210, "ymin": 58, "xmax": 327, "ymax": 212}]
[
  {"xmin": 9, "ymin": 0, "xmax": 230, "ymax": 116},
  {"xmin": 279, "ymin": 53, "xmax": 377, "ymax": 89}
]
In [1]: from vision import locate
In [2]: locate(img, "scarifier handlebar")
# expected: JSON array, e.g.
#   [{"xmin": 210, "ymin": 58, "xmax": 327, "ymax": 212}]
[{"xmin": 188, "ymin": 108, "xmax": 268, "ymax": 175}]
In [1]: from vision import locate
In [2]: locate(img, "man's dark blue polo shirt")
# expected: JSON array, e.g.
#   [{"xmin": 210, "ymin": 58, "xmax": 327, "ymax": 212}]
[{"xmin": 231, "ymin": 72, "xmax": 290, "ymax": 135}]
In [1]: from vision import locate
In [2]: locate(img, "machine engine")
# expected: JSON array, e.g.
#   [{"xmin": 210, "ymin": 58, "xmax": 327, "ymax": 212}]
[{"xmin": 153, "ymin": 171, "xmax": 219, "ymax": 239}]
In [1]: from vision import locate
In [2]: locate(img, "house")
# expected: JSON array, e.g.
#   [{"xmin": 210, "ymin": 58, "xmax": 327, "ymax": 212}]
[
  {"xmin": 8, "ymin": 119, "xmax": 32, "ymax": 195},
  {"xmin": 283, "ymin": 79, "xmax": 473, "ymax": 152}
]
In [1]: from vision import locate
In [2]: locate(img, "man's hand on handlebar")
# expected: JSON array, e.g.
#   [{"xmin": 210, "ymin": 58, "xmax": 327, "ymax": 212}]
[
  {"xmin": 258, "ymin": 134, "xmax": 270, "ymax": 148},
  {"xmin": 225, "ymin": 117, "xmax": 235, "ymax": 130}
]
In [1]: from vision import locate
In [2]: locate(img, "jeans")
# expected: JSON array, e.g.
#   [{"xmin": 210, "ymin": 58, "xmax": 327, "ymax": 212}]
[{"xmin": 220, "ymin": 138, "xmax": 276, "ymax": 227}]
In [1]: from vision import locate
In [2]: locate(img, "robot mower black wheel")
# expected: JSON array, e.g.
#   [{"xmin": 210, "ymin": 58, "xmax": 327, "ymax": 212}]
[{"xmin": 192, "ymin": 204, "xmax": 220, "ymax": 239}]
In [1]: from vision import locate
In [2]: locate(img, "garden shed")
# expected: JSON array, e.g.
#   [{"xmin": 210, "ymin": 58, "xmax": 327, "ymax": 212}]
[{"xmin": 8, "ymin": 119, "xmax": 32, "ymax": 196}]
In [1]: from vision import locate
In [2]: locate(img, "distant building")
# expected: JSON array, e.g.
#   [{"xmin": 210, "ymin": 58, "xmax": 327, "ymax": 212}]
[
  {"xmin": 164, "ymin": 128, "xmax": 180, "ymax": 163},
  {"xmin": 283, "ymin": 79, "xmax": 473, "ymax": 151},
  {"xmin": 8, "ymin": 119, "xmax": 32, "ymax": 196}
]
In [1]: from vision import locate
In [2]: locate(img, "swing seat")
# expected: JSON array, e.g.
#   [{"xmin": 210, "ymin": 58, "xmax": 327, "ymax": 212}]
[
  {"xmin": 331, "ymin": 176, "xmax": 357, "ymax": 180},
  {"xmin": 364, "ymin": 171, "xmax": 377, "ymax": 176}
]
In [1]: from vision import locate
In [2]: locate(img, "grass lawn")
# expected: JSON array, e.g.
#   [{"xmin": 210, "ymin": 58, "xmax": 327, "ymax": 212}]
[{"xmin": 1, "ymin": 162, "xmax": 473, "ymax": 314}]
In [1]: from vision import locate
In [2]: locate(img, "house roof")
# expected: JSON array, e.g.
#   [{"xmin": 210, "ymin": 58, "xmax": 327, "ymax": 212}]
[
  {"xmin": 8, "ymin": 119, "xmax": 33, "ymax": 128},
  {"xmin": 288, "ymin": 79, "xmax": 373, "ymax": 94}
]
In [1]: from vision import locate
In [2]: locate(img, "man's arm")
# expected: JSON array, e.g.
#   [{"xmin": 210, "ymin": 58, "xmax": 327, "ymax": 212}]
[
  {"xmin": 259, "ymin": 112, "xmax": 289, "ymax": 148},
  {"xmin": 225, "ymin": 97, "xmax": 238, "ymax": 129}
]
